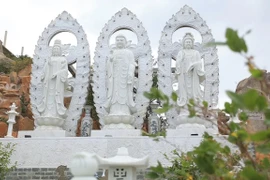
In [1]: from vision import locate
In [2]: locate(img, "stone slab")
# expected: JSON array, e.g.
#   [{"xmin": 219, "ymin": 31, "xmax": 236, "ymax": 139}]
[
  {"xmin": 167, "ymin": 124, "xmax": 218, "ymax": 137},
  {"xmin": 18, "ymin": 130, "xmax": 68, "ymax": 138},
  {"xmin": 91, "ymin": 130, "xmax": 141, "ymax": 137}
]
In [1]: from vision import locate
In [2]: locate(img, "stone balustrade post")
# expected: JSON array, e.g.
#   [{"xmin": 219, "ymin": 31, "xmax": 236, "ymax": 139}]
[{"xmin": 5, "ymin": 103, "xmax": 19, "ymax": 138}]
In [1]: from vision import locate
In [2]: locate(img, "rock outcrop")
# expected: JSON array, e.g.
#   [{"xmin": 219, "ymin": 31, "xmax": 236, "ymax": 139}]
[{"xmin": 235, "ymin": 70, "xmax": 270, "ymax": 133}]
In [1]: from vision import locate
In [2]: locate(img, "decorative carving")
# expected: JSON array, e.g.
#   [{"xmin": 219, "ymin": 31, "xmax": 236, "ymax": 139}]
[
  {"xmin": 157, "ymin": 5, "xmax": 219, "ymax": 128},
  {"xmin": 30, "ymin": 11, "xmax": 91, "ymax": 136},
  {"xmin": 92, "ymin": 8, "xmax": 153, "ymax": 129}
]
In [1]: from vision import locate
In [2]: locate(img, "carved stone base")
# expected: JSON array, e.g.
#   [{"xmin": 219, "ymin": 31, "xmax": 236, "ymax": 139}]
[
  {"xmin": 176, "ymin": 115, "xmax": 214, "ymax": 128},
  {"xmin": 35, "ymin": 116, "xmax": 65, "ymax": 130},
  {"xmin": 103, "ymin": 115, "xmax": 135, "ymax": 129}
]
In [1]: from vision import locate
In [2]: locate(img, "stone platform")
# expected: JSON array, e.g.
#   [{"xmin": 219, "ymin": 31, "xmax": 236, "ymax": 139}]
[
  {"xmin": 18, "ymin": 130, "xmax": 68, "ymax": 138},
  {"xmin": 0, "ymin": 135, "xmax": 235, "ymax": 168},
  {"xmin": 91, "ymin": 129, "xmax": 141, "ymax": 137}
]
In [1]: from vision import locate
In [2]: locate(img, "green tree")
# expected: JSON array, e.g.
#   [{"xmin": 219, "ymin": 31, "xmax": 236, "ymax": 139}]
[
  {"xmin": 0, "ymin": 143, "xmax": 16, "ymax": 180},
  {"xmin": 85, "ymin": 83, "xmax": 99, "ymax": 123},
  {"xmin": 0, "ymin": 60, "xmax": 13, "ymax": 74},
  {"xmin": 11, "ymin": 55, "xmax": 32, "ymax": 73}
]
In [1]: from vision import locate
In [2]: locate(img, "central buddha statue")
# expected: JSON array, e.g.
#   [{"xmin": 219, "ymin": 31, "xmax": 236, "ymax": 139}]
[
  {"xmin": 175, "ymin": 33, "xmax": 205, "ymax": 107},
  {"xmin": 103, "ymin": 34, "xmax": 136, "ymax": 128}
]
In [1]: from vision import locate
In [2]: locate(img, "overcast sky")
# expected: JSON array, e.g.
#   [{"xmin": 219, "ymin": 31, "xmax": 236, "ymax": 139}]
[{"xmin": 0, "ymin": 0, "xmax": 269, "ymax": 108}]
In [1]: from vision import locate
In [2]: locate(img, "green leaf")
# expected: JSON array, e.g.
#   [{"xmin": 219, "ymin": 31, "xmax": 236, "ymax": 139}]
[
  {"xmin": 195, "ymin": 156, "xmax": 215, "ymax": 174},
  {"xmin": 226, "ymin": 91, "xmax": 244, "ymax": 108},
  {"xmin": 228, "ymin": 122, "xmax": 240, "ymax": 132},
  {"xmin": 250, "ymin": 130, "xmax": 270, "ymax": 141},
  {"xmin": 145, "ymin": 171, "xmax": 159, "ymax": 179},
  {"xmin": 240, "ymin": 167, "xmax": 267, "ymax": 180},
  {"xmin": 224, "ymin": 102, "xmax": 232, "ymax": 114},
  {"xmin": 250, "ymin": 69, "xmax": 264, "ymax": 79},
  {"xmin": 225, "ymin": 28, "xmax": 248, "ymax": 53},
  {"xmin": 236, "ymin": 129, "xmax": 249, "ymax": 141},
  {"xmin": 239, "ymin": 111, "xmax": 248, "ymax": 121},
  {"xmin": 151, "ymin": 161, "xmax": 165, "ymax": 174},
  {"xmin": 256, "ymin": 143, "xmax": 270, "ymax": 154},
  {"xmin": 202, "ymin": 101, "xmax": 208, "ymax": 108},
  {"xmin": 155, "ymin": 105, "xmax": 172, "ymax": 114},
  {"xmin": 171, "ymin": 92, "xmax": 178, "ymax": 102},
  {"xmin": 223, "ymin": 146, "xmax": 231, "ymax": 155},
  {"xmin": 144, "ymin": 91, "xmax": 154, "ymax": 100},
  {"xmin": 264, "ymin": 109, "xmax": 270, "ymax": 125},
  {"xmin": 261, "ymin": 158, "xmax": 270, "ymax": 168}
]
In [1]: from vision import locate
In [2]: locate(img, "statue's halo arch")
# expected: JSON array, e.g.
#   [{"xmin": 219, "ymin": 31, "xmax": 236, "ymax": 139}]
[
  {"xmin": 92, "ymin": 8, "xmax": 153, "ymax": 129},
  {"xmin": 157, "ymin": 5, "xmax": 219, "ymax": 128},
  {"xmin": 30, "ymin": 11, "xmax": 91, "ymax": 136}
]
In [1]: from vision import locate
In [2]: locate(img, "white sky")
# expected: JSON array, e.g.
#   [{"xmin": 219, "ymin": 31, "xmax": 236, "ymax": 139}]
[{"xmin": 0, "ymin": 0, "xmax": 269, "ymax": 109}]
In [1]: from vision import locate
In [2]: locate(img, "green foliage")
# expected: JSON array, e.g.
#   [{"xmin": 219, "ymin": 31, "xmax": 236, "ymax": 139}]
[
  {"xmin": 146, "ymin": 151, "xmax": 200, "ymax": 180},
  {"xmin": 11, "ymin": 55, "xmax": 32, "ymax": 73},
  {"xmin": 146, "ymin": 133, "xmax": 242, "ymax": 180},
  {"xmin": 0, "ymin": 60, "xmax": 13, "ymax": 74},
  {"xmin": 85, "ymin": 83, "xmax": 99, "ymax": 121},
  {"xmin": 0, "ymin": 143, "xmax": 16, "ymax": 179},
  {"xmin": 145, "ymin": 28, "xmax": 270, "ymax": 180},
  {"xmin": 144, "ymin": 87, "xmax": 173, "ymax": 114},
  {"xmin": 20, "ymin": 93, "xmax": 29, "ymax": 116}
]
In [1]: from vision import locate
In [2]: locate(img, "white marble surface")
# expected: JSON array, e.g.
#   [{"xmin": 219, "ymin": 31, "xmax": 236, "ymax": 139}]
[
  {"xmin": 91, "ymin": 130, "xmax": 141, "ymax": 137},
  {"xmin": 0, "ymin": 135, "xmax": 236, "ymax": 168},
  {"xmin": 18, "ymin": 130, "xmax": 67, "ymax": 138}
]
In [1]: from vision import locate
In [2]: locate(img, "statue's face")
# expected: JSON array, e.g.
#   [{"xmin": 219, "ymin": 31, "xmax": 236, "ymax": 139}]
[
  {"xmin": 52, "ymin": 46, "xmax": 62, "ymax": 56},
  {"xmin": 116, "ymin": 37, "xmax": 126, "ymax": 49},
  {"xmin": 184, "ymin": 39, "xmax": 193, "ymax": 49}
]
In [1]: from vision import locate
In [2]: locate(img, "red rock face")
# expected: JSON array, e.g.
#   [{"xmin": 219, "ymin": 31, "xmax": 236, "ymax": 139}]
[
  {"xmin": 0, "ymin": 69, "xmax": 34, "ymax": 138},
  {"xmin": 0, "ymin": 121, "xmax": 8, "ymax": 137},
  {"xmin": 17, "ymin": 116, "xmax": 34, "ymax": 131}
]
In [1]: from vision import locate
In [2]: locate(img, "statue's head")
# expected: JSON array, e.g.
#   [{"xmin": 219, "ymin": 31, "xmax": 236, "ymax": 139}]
[
  {"xmin": 52, "ymin": 39, "xmax": 62, "ymax": 56},
  {"xmin": 182, "ymin": 33, "xmax": 194, "ymax": 49},
  {"xmin": 115, "ymin": 34, "xmax": 127, "ymax": 49}
]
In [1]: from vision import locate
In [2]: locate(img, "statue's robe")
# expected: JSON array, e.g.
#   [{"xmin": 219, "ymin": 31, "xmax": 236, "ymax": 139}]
[
  {"xmin": 37, "ymin": 56, "xmax": 68, "ymax": 118},
  {"xmin": 104, "ymin": 48, "xmax": 136, "ymax": 115},
  {"xmin": 175, "ymin": 49, "xmax": 205, "ymax": 106}
]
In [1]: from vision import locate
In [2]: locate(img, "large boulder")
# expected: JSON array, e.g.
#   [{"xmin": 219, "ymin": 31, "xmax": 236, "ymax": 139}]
[{"xmin": 235, "ymin": 70, "xmax": 270, "ymax": 133}]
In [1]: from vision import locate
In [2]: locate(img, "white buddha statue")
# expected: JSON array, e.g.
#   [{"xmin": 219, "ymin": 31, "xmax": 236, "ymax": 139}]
[
  {"xmin": 103, "ymin": 34, "xmax": 136, "ymax": 128},
  {"xmin": 36, "ymin": 39, "xmax": 69, "ymax": 129},
  {"xmin": 175, "ymin": 33, "xmax": 205, "ymax": 107}
]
